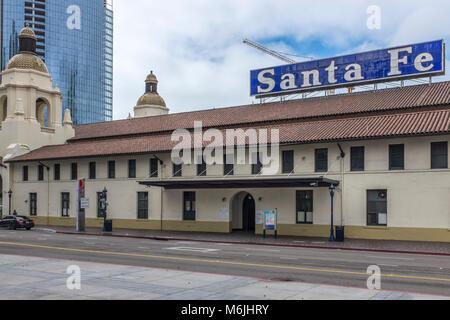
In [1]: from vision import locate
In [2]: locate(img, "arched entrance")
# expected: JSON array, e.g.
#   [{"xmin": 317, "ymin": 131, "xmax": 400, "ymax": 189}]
[
  {"xmin": 242, "ymin": 194, "xmax": 256, "ymax": 231},
  {"xmin": 231, "ymin": 192, "xmax": 256, "ymax": 232}
]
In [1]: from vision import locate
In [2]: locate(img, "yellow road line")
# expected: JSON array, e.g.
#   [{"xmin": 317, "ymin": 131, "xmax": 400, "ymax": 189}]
[{"xmin": 0, "ymin": 241, "xmax": 449, "ymax": 283}]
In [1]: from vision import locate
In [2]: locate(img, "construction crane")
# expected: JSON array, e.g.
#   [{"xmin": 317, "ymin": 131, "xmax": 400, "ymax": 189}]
[{"xmin": 243, "ymin": 38, "xmax": 296, "ymax": 64}]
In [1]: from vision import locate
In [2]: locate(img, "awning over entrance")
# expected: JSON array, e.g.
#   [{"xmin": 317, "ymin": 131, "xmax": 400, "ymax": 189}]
[{"xmin": 138, "ymin": 177, "xmax": 339, "ymax": 189}]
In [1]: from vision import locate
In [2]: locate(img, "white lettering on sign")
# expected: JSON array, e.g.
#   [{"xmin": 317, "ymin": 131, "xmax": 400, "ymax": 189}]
[
  {"xmin": 280, "ymin": 73, "xmax": 297, "ymax": 90},
  {"xmin": 257, "ymin": 69, "xmax": 275, "ymax": 93},
  {"xmin": 301, "ymin": 70, "xmax": 321, "ymax": 88},
  {"xmin": 251, "ymin": 41, "xmax": 443, "ymax": 96},
  {"xmin": 80, "ymin": 197, "xmax": 89, "ymax": 209},
  {"xmin": 414, "ymin": 52, "xmax": 434, "ymax": 72},
  {"xmin": 387, "ymin": 47, "xmax": 413, "ymax": 76},
  {"xmin": 344, "ymin": 63, "xmax": 364, "ymax": 81},
  {"xmin": 325, "ymin": 60, "xmax": 338, "ymax": 84}
]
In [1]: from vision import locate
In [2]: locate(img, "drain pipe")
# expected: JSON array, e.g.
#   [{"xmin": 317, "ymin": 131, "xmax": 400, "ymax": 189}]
[
  {"xmin": 160, "ymin": 187, "xmax": 163, "ymax": 231},
  {"xmin": 158, "ymin": 157, "xmax": 164, "ymax": 231},
  {"xmin": 39, "ymin": 162, "xmax": 50, "ymax": 226},
  {"xmin": 337, "ymin": 144, "xmax": 345, "ymax": 227}
]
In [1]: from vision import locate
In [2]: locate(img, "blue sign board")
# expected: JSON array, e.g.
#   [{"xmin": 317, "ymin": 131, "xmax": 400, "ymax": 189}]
[{"xmin": 250, "ymin": 40, "xmax": 445, "ymax": 97}]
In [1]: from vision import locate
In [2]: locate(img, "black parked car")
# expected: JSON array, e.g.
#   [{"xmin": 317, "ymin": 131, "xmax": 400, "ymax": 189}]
[{"xmin": 0, "ymin": 216, "xmax": 35, "ymax": 230}]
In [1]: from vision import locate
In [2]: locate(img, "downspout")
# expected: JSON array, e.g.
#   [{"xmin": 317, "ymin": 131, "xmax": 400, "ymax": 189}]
[
  {"xmin": 47, "ymin": 168, "xmax": 50, "ymax": 226},
  {"xmin": 157, "ymin": 156, "xmax": 163, "ymax": 231},
  {"xmin": 340, "ymin": 156, "xmax": 344, "ymax": 227},
  {"xmin": 337, "ymin": 144, "xmax": 345, "ymax": 227},
  {"xmin": 0, "ymin": 162, "xmax": 6, "ymax": 218},
  {"xmin": 160, "ymin": 187, "xmax": 163, "ymax": 231},
  {"xmin": 39, "ymin": 162, "xmax": 50, "ymax": 226}
]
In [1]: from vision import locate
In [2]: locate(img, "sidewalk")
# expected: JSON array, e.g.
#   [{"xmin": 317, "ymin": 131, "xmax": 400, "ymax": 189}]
[
  {"xmin": 2, "ymin": 254, "xmax": 447, "ymax": 300},
  {"xmin": 36, "ymin": 226, "xmax": 450, "ymax": 256}
]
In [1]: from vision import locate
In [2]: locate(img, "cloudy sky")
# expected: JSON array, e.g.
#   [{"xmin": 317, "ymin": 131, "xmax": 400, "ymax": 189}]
[{"xmin": 111, "ymin": 0, "xmax": 450, "ymax": 120}]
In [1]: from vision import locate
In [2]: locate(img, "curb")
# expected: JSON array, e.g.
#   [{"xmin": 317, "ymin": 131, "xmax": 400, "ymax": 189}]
[{"xmin": 54, "ymin": 230, "xmax": 450, "ymax": 257}]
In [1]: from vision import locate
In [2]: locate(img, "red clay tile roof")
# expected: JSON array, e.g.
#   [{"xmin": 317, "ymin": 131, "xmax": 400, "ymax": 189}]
[
  {"xmin": 71, "ymin": 82, "xmax": 450, "ymax": 141},
  {"xmin": 9, "ymin": 108, "xmax": 450, "ymax": 162}
]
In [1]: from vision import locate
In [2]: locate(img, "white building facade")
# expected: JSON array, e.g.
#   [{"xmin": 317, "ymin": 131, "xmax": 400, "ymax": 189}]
[{"xmin": 1, "ymin": 28, "xmax": 450, "ymax": 242}]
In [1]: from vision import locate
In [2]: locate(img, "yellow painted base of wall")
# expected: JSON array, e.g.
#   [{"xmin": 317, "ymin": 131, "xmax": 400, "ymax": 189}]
[
  {"xmin": 34, "ymin": 217, "xmax": 232, "ymax": 234},
  {"xmin": 345, "ymin": 226, "xmax": 450, "ymax": 242},
  {"xmin": 162, "ymin": 220, "xmax": 232, "ymax": 233},
  {"xmin": 33, "ymin": 216, "xmax": 76, "ymax": 227},
  {"xmin": 33, "ymin": 217, "xmax": 450, "ymax": 242},
  {"xmin": 256, "ymin": 224, "xmax": 331, "ymax": 238},
  {"xmin": 257, "ymin": 224, "xmax": 450, "ymax": 242}
]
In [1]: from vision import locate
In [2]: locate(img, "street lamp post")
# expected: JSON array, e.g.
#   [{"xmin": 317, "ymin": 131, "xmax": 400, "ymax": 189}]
[
  {"xmin": 329, "ymin": 184, "xmax": 336, "ymax": 242},
  {"xmin": 8, "ymin": 189, "xmax": 12, "ymax": 216}
]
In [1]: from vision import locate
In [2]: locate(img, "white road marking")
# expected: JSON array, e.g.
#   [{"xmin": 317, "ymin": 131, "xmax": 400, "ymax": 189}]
[
  {"xmin": 280, "ymin": 256, "xmax": 299, "ymax": 260},
  {"xmin": 378, "ymin": 264, "xmax": 399, "ymax": 267},
  {"xmin": 35, "ymin": 228, "xmax": 56, "ymax": 233},
  {"xmin": 167, "ymin": 247, "xmax": 220, "ymax": 253}
]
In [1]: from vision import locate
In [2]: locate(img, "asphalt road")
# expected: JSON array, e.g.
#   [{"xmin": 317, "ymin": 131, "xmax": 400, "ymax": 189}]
[{"xmin": 0, "ymin": 229, "xmax": 449, "ymax": 297}]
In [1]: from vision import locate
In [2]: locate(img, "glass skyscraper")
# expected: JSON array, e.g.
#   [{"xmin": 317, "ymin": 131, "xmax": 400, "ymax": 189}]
[{"xmin": 0, "ymin": 0, "xmax": 113, "ymax": 124}]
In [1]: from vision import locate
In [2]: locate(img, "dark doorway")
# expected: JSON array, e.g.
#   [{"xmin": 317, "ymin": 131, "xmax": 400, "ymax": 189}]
[{"xmin": 242, "ymin": 194, "xmax": 255, "ymax": 231}]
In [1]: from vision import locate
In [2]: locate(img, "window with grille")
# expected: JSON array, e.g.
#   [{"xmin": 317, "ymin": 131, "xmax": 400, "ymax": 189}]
[
  {"xmin": 351, "ymin": 147, "xmax": 365, "ymax": 171},
  {"xmin": 30, "ymin": 193, "xmax": 37, "ymax": 216},
  {"xmin": 315, "ymin": 149, "xmax": 328, "ymax": 172},
  {"xmin": 61, "ymin": 193, "xmax": 70, "ymax": 217},
  {"xmin": 431, "ymin": 142, "xmax": 448, "ymax": 169},
  {"xmin": 128, "ymin": 160, "xmax": 136, "ymax": 178},
  {"xmin": 108, "ymin": 161, "xmax": 115, "ymax": 179},
  {"xmin": 389, "ymin": 145, "xmax": 404, "ymax": 170},
  {"xmin": 89, "ymin": 162, "xmax": 96, "ymax": 179},
  {"xmin": 282, "ymin": 150, "xmax": 294, "ymax": 173},
  {"xmin": 137, "ymin": 192, "xmax": 149, "ymax": 219}
]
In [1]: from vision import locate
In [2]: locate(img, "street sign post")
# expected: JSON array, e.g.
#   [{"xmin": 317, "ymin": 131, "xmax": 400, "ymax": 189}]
[{"xmin": 76, "ymin": 179, "xmax": 86, "ymax": 232}]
